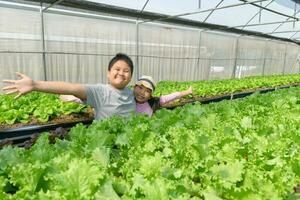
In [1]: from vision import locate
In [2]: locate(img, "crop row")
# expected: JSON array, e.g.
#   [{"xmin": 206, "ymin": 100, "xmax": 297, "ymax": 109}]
[
  {"xmin": 1, "ymin": 74, "xmax": 300, "ymax": 126},
  {"xmin": 155, "ymin": 74, "xmax": 300, "ymax": 97},
  {"xmin": 0, "ymin": 86, "xmax": 299, "ymax": 199},
  {"xmin": 0, "ymin": 92, "xmax": 87, "ymax": 126}
]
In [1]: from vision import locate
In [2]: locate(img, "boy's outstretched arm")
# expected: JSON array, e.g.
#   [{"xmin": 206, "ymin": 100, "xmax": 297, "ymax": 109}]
[{"xmin": 3, "ymin": 72, "xmax": 87, "ymax": 100}]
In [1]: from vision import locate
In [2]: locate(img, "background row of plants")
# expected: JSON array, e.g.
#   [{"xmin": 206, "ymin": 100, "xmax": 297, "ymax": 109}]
[
  {"xmin": 1, "ymin": 74, "xmax": 300, "ymax": 126},
  {"xmin": 154, "ymin": 74, "xmax": 300, "ymax": 97},
  {"xmin": 0, "ymin": 87, "xmax": 299, "ymax": 199},
  {"xmin": 0, "ymin": 92, "xmax": 87, "ymax": 125}
]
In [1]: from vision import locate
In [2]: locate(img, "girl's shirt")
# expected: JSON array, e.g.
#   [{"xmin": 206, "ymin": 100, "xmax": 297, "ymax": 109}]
[{"xmin": 136, "ymin": 92, "xmax": 181, "ymax": 116}]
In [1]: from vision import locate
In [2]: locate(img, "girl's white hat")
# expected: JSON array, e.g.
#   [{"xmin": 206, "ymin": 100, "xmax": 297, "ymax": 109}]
[{"xmin": 136, "ymin": 75, "xmax": 156, "ymax": 91}]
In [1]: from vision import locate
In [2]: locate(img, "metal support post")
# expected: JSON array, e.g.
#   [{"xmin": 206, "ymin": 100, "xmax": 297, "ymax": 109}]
[
  {"xmin": 294, "ymin": 1, "xmax": 297, "ymax": 28},
  {"xmin": 232, "ymin": 36, "xmax": 240, "ymax": 78},
  {"xmin": 197, "ymin": 29, "xmax": 204, "ymax": 80},
  {"xmin": 262, "ymin": 40, "xmax": 268, "ymax": 76},
  {"xmin": 40, "ymin": 3, "xmax": 47, "ymax": 81},
  {"xmin": 282, "ymin": 44, "xmax": 287, "ymax": 75},
  {"xmin": 135, "ymin": 21, "xmax": 140, "ymax": 80}
]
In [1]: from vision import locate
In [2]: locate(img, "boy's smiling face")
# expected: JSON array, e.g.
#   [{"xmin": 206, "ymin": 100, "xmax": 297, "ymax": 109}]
[{"xmin": 107, "ymin": 60, "xmax": 132, "ymax": 89}]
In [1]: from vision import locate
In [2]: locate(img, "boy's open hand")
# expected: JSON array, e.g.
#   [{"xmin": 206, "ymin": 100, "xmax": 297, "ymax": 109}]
[{"xmin": 2, "ymin": 72, "xmax": 34, "ymax": 99}]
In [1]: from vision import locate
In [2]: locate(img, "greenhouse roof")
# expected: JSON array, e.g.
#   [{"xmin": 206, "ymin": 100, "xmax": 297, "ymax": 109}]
[{"xmin": 4, "ymin": 0, "xmax": 300, "ymax": 45}]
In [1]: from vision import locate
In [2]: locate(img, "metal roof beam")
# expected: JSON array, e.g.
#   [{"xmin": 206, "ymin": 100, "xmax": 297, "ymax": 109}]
[
  {"xmin": 42, "ymin": 0, "xmax": 64, "ymax": 11},
  {"xmin": 140, "ymin": 0, "xmax": 268, "ymax": 24},
  {"xmin": 140, "ymin": 0, "xmax": 150, "ymax": 12},
  {"xmin": 138, "ymin": 0, "xmax": 150, "ymax": 19},
  {"xmin": 240, "ymin": 0, "xmax": 275, "ymax": 30},
  {"xmin": 268, "ymin": 30, "xmax": 300, "ymax": 34},
  {"xmin": 290, "ymin": 30, "xmax": 300, "ymax": 39},
  {"xmin": 239, "ymin": 0, "xmax": 299, "ymax": 20},
  {"xmin": 270, "ymin": 9, "xmax": 300, "ymax": 34},
  {"xmin": 7, "ymin": 0, "xmax": 300, "ymax": 45},
  {"xmin": 233, "ymin": 19, "xmax": 298, "ymax": 28},
  {"xmin": 203, "ymin": 0, "xmax": 224, "ymax": 23},
  {"xmin": 0, "ymin": 0, "xmax": 39, "ymax": 10}
]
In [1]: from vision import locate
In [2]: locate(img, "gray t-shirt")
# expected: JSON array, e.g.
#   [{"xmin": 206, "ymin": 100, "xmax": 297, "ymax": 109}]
[{"xmin": 85, "ymin": 84, "xmax": 136, "ymax": 120}]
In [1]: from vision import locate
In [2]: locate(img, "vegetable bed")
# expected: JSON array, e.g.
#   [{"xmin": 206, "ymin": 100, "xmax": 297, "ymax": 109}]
[
  {"xmin": 156, "ymin": 74, "xmax": 300, "ymax": 106},
  {"xmin": 0, "ymin": 86, "xmax": 299, "ymax": 199},
  {"xmin": 0, "ymin": 92, "xmax": 93, "ymax": 130},
  {"xmin": 2, "ymin": 74, "xmax": 300, "ymax": 129}
]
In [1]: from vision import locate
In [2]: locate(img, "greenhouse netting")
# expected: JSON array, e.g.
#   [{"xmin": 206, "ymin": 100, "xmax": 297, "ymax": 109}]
[{"xmin": 0, "ymin": 0, "xmax": 300, "ymax": 90}]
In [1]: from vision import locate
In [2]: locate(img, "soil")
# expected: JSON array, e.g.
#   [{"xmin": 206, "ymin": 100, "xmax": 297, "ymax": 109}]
[{"xmin": 295, "ymin": 185, "xmax": 300, "ymax": 193}]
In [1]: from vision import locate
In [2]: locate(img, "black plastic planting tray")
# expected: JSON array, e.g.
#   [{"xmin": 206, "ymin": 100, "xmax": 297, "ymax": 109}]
[{"xmin": 0, "ymin": 119, "xmax": 93, "ymax": 146}]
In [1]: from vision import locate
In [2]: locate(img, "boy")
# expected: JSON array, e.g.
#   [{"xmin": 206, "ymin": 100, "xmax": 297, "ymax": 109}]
[{"xmin": 2, "ymin": 53, "xmax": 136, "ymax": 120}]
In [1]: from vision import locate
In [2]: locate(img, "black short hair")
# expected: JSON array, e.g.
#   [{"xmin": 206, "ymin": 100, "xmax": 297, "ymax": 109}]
[{"xmin": 108, "ymin": 53, "xmax": 134, "ymax": 74}]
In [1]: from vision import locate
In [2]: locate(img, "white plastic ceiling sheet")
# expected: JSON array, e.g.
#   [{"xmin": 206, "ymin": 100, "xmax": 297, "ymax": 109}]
[{"xmin": 87, "ymin": 0, "xmax": 300, "ymax": 42}]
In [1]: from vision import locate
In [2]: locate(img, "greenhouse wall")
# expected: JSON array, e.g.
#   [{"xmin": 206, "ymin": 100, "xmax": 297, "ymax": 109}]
[
  {"xmin": 200, "ymin": 31, "xmax": 237, "ymax": 80},
  {"xmin": 0, "ymin": 6, "xmax": 45, "ymax": 91},
  {"xmin": 284, "ymin": 44, "xmax": 300, "ymax": 74},
  {"xmin": 0, "ymin": 3, "xmax": 300, "ymax": 92},
  {"xmin": 44, "ymin": 12, "xmax": 137, "ymax": 84},
  {"xmin": 138, "ymin": 23, "xmax": 201, "ymax": 81}
]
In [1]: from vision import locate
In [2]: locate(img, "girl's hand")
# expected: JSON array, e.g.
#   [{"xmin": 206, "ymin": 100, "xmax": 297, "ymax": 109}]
[
  {"xmin": 60, "ymin": 95, "xmax": 83, "ymax": 104},
  {"xmin": 2, "ymin": 72, "xmax": 34, "ymax": 99},
  {"xmin": 186, "ymin": 86, "xmax": 193, "ymax": 95},
  {"xmin": 180, "ymin": 86, "xmax": 193, "ymax": 97}
]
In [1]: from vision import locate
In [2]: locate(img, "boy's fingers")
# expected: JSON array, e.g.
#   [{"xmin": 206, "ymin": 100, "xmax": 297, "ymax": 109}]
[
  {"xmin": 2, "ymin": 80, "xmax": 16, "ymax": 84},
  {"xmin": 16, "ymin": 72, "xmax": 24, "ymax": 78},
  {"xmin": 5, "ymin": 89, "xmax": 18, "ymax": 95},
  {"xmin": 14, "ymin": 93, "xmax": 22, "ymax": 99},
  {"xmin": 2, "ymin": 85, "xmax": 17, "ymax": 91}
]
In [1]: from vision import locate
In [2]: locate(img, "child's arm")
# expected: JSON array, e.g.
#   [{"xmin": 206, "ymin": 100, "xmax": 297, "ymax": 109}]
[
  {"xmin": 60, "ymin": 95, "xmax": 84, "ymax": 104},
  {"xmin": 3, "ymin": 72, "xmax": 87, "ymax": 100},
  {"xmin": 159, "ymin": 86, "xmax": 193, "ymax": 105}
]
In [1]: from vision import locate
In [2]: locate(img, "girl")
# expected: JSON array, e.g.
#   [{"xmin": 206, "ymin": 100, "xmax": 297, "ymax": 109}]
[{"xmin": 134, "ymin": 75, "xmax": 192, "ymax": 117}]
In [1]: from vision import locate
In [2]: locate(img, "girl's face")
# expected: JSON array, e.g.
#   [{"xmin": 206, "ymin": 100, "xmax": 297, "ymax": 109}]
[
  {"xmin": 134, "ymin": 84, "xmax": 152, "ymax": 103},
  {"xmin": 107, "ymin": 60, "xmax": 132, "ymax": 89}
]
